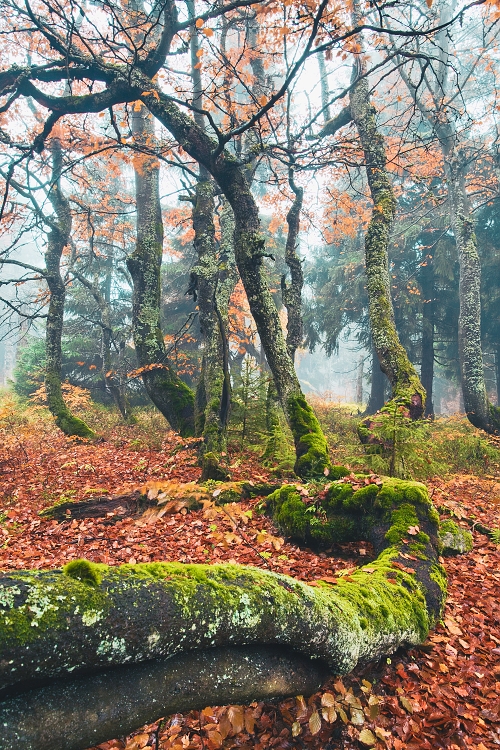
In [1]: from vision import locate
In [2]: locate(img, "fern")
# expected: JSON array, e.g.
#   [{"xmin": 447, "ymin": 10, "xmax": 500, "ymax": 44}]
[{"xmin": 490, "ymin": 528, "xmax": 500, "ymax": 545}]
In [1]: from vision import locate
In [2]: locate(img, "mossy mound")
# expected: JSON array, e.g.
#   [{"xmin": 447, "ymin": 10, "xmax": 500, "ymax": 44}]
[
  {"xmin": 266, "ymin": 475, "xmax": 447, "ymax": 623},
  {"xmin": 266, "ymin": 477, "xmax": 435, "ymax": 553}
]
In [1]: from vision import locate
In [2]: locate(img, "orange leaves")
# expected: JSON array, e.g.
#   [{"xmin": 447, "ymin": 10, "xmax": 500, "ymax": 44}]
[
  {"xmin": 127, "ymin": 363, "xmax": 167, "ymax": 378},
  {"xmin": 195, "ymin": 17, "xmax": 204, "ymax": 28}
]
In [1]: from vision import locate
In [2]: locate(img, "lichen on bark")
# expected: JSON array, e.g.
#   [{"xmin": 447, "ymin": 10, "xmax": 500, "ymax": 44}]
[
  {"xmin": 127, "ymin": 103, "xmax": 195, "ymax": 436},
  {"xmin": 349, "ymin": 64, "xmax": 425, "ymax": 416},
  {"xmin": 44, "ymin": 139, "xmax": 95, "ymax": 440}
]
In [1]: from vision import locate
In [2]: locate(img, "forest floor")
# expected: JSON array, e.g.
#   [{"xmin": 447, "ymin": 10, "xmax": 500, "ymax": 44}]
[{"xmin": 1, "ymin": 404, "xmax": 500, "ymax": 750}]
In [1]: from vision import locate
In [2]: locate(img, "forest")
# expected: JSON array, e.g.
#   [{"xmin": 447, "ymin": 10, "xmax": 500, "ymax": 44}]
[{"xmin": 0, "ymin": 0, "xmax": 499, "ymax": 748}]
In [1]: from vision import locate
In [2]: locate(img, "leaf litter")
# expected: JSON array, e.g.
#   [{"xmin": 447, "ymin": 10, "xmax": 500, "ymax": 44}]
[{"xmin": 0, "ymin": 424, "xmax": 499, "ymax": 749}]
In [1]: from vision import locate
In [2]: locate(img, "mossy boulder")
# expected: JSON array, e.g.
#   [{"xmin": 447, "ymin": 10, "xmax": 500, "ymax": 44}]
[{"xmin": 439, "ymin": 520, "xmax": 473, "ymax": 555}]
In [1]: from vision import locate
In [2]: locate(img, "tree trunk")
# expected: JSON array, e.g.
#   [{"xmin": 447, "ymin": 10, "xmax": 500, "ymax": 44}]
[
  {"xmin": 44, "ymin": 140, "xmax": 95, "ymax": 439},
  {"xmin": 187, "ymin": 10, "xmax": 237, "ymax": 477},
  {"xmin": 141, "ymin": 91, "xmax": 331, "ymax": 476},
  {"xmin": 1, "ymin": 647, "xmax": 326, "ymax": 750},
  {"xmin": 446, "ymin": 153, "xmax": 500, "ymax": 432},
  {"xmin": 127, "ymin": 104, "xmax": 195, "ymax": 437},
  {"xmin": 281, "ymin": 173, "xmax": 304, "ymax": 363},
  {"xmin": 496, "ymin": 344, "xmax": 500, "ymax": 406},
  {"xmin": 419, "ymin": 245, "xmax": 435, "ymax": 419},
  {"xmin": 0, "ymin": 477, "xmax": 446, "ymax": 750},
  {"xmin": 190, "ymin": 183, "xmax": 236, "ymax": 480},
  {"xmin": 365, "ymin": 343, "xmax": 386, "ymax": 414},
  {"xmin": 349, "ymin": 74, "xmax": 425, "ymax": 418}
]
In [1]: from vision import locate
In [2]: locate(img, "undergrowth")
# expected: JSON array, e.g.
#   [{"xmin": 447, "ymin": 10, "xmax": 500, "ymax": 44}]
[{"xmin": 2, "ymin": 387, "xmax": 499, "ymax": 480}]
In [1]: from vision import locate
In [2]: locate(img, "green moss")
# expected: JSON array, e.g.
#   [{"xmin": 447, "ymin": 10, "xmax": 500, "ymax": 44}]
[
  {"xmin": 324, "ymin": 483, "xmax": 355, "ymax": 511},
  {"xmin": 429, "ymin": 561, "xmax": 448, "ymax": 603},
  {"xmin": 328, "ymin": 465, "xmax": 350, "ymax": 480},
  {"xmin": 63, "ymin": 559, "xmax": 103, "ymax": 587},
  {"xmin": 345, "ymin": 483, "xmax": 380, "ymax": 511},
  {"xmin": 384, "ymin": 503, "xmax": 428, "ymax": 546},
  {"xmin": 287, "ymin": 395, "xmax": 331, "ymax": 478}
]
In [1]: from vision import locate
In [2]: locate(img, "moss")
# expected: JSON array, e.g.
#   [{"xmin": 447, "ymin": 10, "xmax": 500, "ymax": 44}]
[
  {"xmin": 200, "ymin": 452, "xmax": 229, "ymax": 482},
  {"xmin": 328, "ymin": 465, "xmax": 350, "ymax": 480},
  {"xmin": 345, "ymin": 483, "xmax": 380, "ymax": 511},
  {"xmin": 384, "ymin": 503, "xmax": 429, "ymax": 546},
  {"xmin": 287, "ymin": 395, "xmax": 331, "ymax": 478},
  {"xmin": 429, "ymin": 561, "xmax": 448, "ymax": 602},
  {"xmin": 63, "ymin": 559, "xmax": 103, "ymax": 587},
  {"xmin": 324, "ymin": 483, "xmax": 355, "ymax": 511}
]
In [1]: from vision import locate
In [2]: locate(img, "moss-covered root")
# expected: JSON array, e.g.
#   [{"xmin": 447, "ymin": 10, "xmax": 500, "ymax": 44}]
[
  {"xmin": 0, "ymin": 646, "xmax": 327, "ymax": 750},
  {"xmin": 266, "ymin": 477, "xmax": 447, "ymax": 625},
  {"xmin": 439, "ymin": 520, "xmax": 473, "ymax": 555},
  {"xmin": 287, "ymin": 394, "xmax": 332, "ymax": 478},
  {"xmin": 2, "ymin": 550, "xmax": 435, "ymax": 697}
]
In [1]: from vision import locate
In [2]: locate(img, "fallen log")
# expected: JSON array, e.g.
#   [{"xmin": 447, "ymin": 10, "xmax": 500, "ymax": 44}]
[{"xmin": 39, "ymin": 481, "xmax": 280, "ymax": 522}]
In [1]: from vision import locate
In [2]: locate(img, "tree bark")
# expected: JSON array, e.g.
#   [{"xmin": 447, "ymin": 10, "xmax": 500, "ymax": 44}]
[
  {"xmin": 127, "ymin": 104, "xmax": 195, "ymax": 437},
  {"xmin": 44, "ymin": 139, "xmax": 96, "ymax": 439},
  {"xmin": 190, "ymin": 185, "xmax": 237, "ymax": 479},
  {"xmin": 0, "ymin": 647, "xmax": 326, "ymax": 750},
  {"xmin": 365, "ymin": 342, "xmax": 387, "ymax": 414},
  {"xmin": 349, "ymin": 73, "xmax": 425, "ymax": 417},
  {"xmin": 0, "ymin": 476, "xmax": 447, "ymax": 749},
  {"xmin": 419, "ymin": 245, "xmax": 435, "ymax": 419},
  {"xmin": 281, "ymin": 172, "xmax": 304, "ymax": 363},
  {"xmin": 446, "ymin": 154, "xmax": 500, "ymax": 432},
  {"xmin": 141, "ymin": 91, "xmax": 331, "ymax": 476},
  {"xmin": 187, "ymin": 8, "xmax": 237, "ymax": 477}
]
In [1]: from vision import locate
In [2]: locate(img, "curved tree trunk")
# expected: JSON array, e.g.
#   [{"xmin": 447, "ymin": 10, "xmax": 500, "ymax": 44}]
[
  {"xmin": 44, "ymin": 139, "xmax": 95, "ymax": 439},
  {"xmin": 349, "ymin": 74, "xmax": 425, "ymax": 417},
  {"xmin": 127, "ymin": 104, "xmax": 195, "ymax": 436},
  {"xmin": 0, "ymin": 476, "xmax": 446, "ymax": 749},
  {"xmin": 1, "ymin": 647, "xmax": 325, "ymax": 750},
  {"xmin": 141, "ymin": 91, "xmax": 330, "ymax": 476}
]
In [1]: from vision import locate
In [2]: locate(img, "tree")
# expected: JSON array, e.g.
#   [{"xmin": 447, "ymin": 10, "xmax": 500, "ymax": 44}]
[
  {"xmin": 384, "ymin": 0, "xmax": 500, "ymax": 432},
  {"xmin": 128, "ymin": 103, "xmax": 196, "ymax": 436}
]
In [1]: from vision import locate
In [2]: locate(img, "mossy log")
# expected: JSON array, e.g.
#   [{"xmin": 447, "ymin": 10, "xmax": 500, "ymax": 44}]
[{"xmin": 0, "ymin": 477, "xmax": 451, "ymax": 749}]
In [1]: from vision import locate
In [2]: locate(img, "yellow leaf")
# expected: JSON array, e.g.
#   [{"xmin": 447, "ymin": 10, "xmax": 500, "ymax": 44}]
[
  {"xmin": 309, "ymin": 710, "xmax": 321, "ymax": 735},
  {"xmin": 227, "ymin": 705, "xmax": 244, "ymax": 734},
  {"xmin": 358, "ymin": 728, "xmax": 376, "ymax": 747},
  {"xmin": 320, "ymin": 692, "xmax": 336, "ymax": 707},
  {"xmin": 399, "ymin": 696, "xmax": 414, "ymax": 713},
  {"xmin": 203, "ymin": 27, "xmax": 214, "ymax": 37},
  {"xmin": 322, "ymin": 706, "xmax": 337, "ymax": 723},
  {"xmin": 196, "ymin": 48, "xmax": 204, "ymax": 57},
  {"xmin": 291, "ymin": 721, "xmax": 301, "ymax": 737},
  {"xmin": 195, "ymin": 17, "xmax": 204, "ymax": 27}
]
